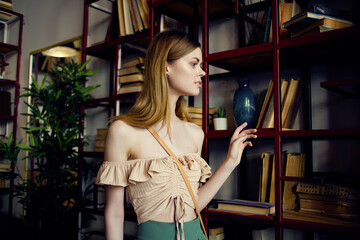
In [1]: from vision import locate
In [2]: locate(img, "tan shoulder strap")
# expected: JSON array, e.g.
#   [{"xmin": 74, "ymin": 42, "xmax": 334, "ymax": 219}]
[{"xmin": 147, "ymin": 127, "xmax": 208, "ymax": 240}]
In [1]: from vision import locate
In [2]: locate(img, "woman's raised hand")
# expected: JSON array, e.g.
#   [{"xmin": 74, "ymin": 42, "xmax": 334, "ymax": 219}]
[{"xmin": 226, "ymin": 122, "xmax": 257, "ymax": 167}]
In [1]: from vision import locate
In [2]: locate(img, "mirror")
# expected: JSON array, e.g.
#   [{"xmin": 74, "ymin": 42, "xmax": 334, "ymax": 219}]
[{"xmin": 28, "ymin": 36, "xmax": 82, "ymax": 85}]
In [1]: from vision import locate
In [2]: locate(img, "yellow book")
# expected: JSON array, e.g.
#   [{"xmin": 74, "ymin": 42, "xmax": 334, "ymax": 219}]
[
  {"xmin": 118, "ymin": 82, "xmax": 143, "ymax": 94},
  {"xmin": 283, "ymin": 153, "xmax": 306, "ymax": 210},
  {"xmin": 256, "ymin": 80, "xmax": 273, "ymax": 128},
  {"xmin": 127, "ymin": 0, "xmax": 138, "ymax": 32},
  {"xmin": 117, "ymin": 0, "xmax": 126, "ymax": 36},
  {"xmin": 123, "ymin": 57, "xmax": 144, "ymax": 68},
  {"xmin": 119, "ymin": 73, "xmax": 144, "ymax": 84},
  {"xmin": 131, "ymin": 0, "xmax": 144, "ymax": 31},
  {"xmin": 137, "ymin": 0, "xmax": 149, "ymax": 29}
]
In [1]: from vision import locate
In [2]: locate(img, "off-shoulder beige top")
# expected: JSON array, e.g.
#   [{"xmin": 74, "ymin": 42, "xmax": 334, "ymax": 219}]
[{"xmin": 96, "ymin": 153, "xmax": 211, "ymax": 226}]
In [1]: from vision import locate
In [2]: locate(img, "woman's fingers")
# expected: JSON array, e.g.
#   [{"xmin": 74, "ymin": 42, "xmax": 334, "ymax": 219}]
[{"xmin": 233, "ymin": 122, "xmax": 248, "ymax": 136}]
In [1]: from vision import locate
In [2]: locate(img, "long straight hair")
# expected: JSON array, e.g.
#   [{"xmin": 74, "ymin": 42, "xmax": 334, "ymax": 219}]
[{"xmin": 111, "ymin": 30, "xmax": 201, "ymax": 131}]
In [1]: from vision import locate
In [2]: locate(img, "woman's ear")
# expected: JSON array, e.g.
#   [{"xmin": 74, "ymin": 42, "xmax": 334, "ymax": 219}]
[{"xmin": 165, "ymin": 62, "xmax": 170, "ymax": 74}]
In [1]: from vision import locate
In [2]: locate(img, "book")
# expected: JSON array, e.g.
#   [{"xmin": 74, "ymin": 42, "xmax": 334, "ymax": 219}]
[
  {"xmin": 119, "ymin": 73, "xmax": 144, "ymax": 84},
  {"xmin": 279, "ymin": 1, "xmax": 293, "ymax": 39},
  {"xmin": 118, "ymin": 82, "xmax": 143, "ymax": 94},
  {"xmin": 297, "ymin": 188, "xmax": 359, "ymax": 218},
  {"xmin": 281, "ymin": 78, "xmax": 299, "ymax": 127},
  {"xmin": 122, "ymin": 57, "xmax": 144, "ymax": 68},
  {"xmin": 298, "ymin": 198, "xmax": 359, "ymax": 218},
  {"xmin": 0, "ymin": 1, "xmax": 12, "ymax": 10},
  {"xmin": 296, "ymin": 182, "xmax": 358, "ymax": 199},
  {"xmin": 97, "ymin": 128, "xmax": 108, "ymax": 136},
  {"xmin": 263, "ymin": 6, "xmax": 272, "ymax": 43},
  {"xmin": 137, "ymin": 0, "xmax": 149, "ymax": 29},
  {"xmin": 259, "ymin": 152, "xmax": 273, "ymax": 202},
  {"xmin": 190, "ymin": 117, "xmax": 213, "ymax": 127},
  {"xmin": 117, "ymin": 0, "xmax": 126, "ymax": 37},
  {"xmin": 0, "ymin": 162, "xmax": 11, "ymax": 172},
  {"xmin": 283, "ymin": 11, "xmax": 353, "ymax": 31},
  {"xmin": 261, "ymin": 79, "xmax": 288, "ymax": 128},
  {"xmin": 268, "ymin": 154, "xmax": 276, "ymax": 204},
  {"xmin": 127, "ymin": 0, "xmax": 138, "ymax": 32},
  {"xmin": 209, "ymin": 226, "xmax": 225, "ymax": 240},
  {"xmin": 217, "ymin": 199, "xmax": 275, "ymax": 216},
  {"xmin": 188, "ymin": 112, "xmax": 203, "ymax": 119},
  {"xmin": 283, "ymin": 78, "xmax": 302, "ymax": 129},
  {"xmin": 122, "ymin": 0, "xmax": 135, "ymax": 35},
  {"xmin": 290, "ymin": 18, "xmax": 353, "ymax": 38},
  {"xmin": 118, "ymin": 65, "xmax": 143, "ymax": 76},
  {"xmin": 187, "ymin": 106, "xmax": 217, "ymax": 115},
  {"xmin": 131, "ymin": 0, "xmax": 144, "ymax": 31},
  {"xmin": 282, "ymin": 152, "xmax": 306, "ymax": 210},
  {"xmin": 187, "ymin": 106, "xmax": 216, "ymax": 128},
  {"xmin": 256, "ymin": 80, "xmax": 273, "ymax": 128}
]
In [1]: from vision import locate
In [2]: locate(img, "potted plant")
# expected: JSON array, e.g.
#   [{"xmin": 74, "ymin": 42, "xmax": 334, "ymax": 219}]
[
  {"xmin": 213, "ymin": 106, "xmax": 227, "ymax": 130},
  {"xmin": 0, "ymin": 59, "xmax": 99, "ymax": 240}
]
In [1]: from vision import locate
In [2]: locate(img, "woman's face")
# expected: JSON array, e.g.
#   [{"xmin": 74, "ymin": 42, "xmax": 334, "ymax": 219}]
[{"xmin": 166, "ymin": 47, "xmax": 206, "ymax": 97}]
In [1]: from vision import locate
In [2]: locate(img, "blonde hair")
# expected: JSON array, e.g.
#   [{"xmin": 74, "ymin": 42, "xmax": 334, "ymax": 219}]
[{"xmin": 111, "ymin": 30, "xmax": 201, "ymax": 131}]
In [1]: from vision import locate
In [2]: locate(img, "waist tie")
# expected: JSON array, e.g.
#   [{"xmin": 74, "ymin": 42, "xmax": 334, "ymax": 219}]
[{"xmin": 174, "ymin": 196, "xmax": 186, "ymax": 240}]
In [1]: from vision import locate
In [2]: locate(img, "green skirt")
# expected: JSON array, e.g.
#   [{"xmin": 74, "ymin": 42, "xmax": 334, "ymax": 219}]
[{"xmin": 136, "ymin": 217, "xmax": 207, "ymax": 240}]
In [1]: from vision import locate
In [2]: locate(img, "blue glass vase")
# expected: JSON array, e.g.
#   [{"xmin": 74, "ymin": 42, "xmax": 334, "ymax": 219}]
[{"xmin": 233, "ymin": 77, "xmax": 256, "ymax": 128}]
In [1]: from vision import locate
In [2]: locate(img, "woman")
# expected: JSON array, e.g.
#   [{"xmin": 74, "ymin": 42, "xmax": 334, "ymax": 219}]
[{"xmin": 96, "ymin": 30, "xmax": 257, "ymax": 240}]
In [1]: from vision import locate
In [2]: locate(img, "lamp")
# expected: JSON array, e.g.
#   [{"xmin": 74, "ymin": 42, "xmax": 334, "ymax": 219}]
[{"xmin": 42, "ymin": 46, "xmax": 78, "ymax": 58}]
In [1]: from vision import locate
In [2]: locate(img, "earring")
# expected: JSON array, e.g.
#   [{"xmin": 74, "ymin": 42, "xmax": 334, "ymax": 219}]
[{"xmin": 166, "ymin": 73, "xmax": 169, "ymax": 79}]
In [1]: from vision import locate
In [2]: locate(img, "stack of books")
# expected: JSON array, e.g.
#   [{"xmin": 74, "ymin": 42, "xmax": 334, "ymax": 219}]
[
  {"xmin": 117, "ymin": 0, "xmax": 149, "ymax": 37},
  {"xmin": 296, "ymin": 182, "xmax": 359, "ymax": 218},
  {"xmin": 283, "ymin": 11, "xmax": 353, "ymax": 38},
  {"xmin": 118, "ymin": 57, "xmax": 144, "ymax": 95},
  {"xmin": 0, "ymin": 0, "xmax": 12, "ymax": 21},
  {"xmin": 187, "ymin": 106, "xmax": 216, "ymax": 128},
  {"xmin": 94, "ymin": 128, "xmax": 108, "ymax": 152}
]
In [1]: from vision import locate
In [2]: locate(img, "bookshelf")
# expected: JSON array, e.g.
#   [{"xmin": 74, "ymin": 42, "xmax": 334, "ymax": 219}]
[
  {"xmin": 81, "ymin": 0, "xmax": 360, "ymax": 239},
  {"xmin": 0, "ymin": 6, "xmax": 23, "ymax": 217}
]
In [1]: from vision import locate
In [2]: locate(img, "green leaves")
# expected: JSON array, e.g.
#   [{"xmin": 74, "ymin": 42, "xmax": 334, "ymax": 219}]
[{"xmin": 5, "ymin": 59, "xmax": 99, "ymax": 239}]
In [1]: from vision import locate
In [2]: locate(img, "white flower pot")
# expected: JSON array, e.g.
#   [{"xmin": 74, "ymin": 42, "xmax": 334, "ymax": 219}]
[{"xmin": 214, "ymin": 118, "xmax": 227, "ymax": 130}]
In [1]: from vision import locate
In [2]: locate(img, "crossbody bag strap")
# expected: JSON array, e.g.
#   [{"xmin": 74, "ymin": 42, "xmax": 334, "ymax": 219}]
[{"xmin": 147, "ymin": 127, "xmax": 208, "ymax": 240}]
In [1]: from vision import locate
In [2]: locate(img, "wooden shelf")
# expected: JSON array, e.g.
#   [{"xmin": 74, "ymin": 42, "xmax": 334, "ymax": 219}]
[
  {"xmin": 207, "ymin": 128, "xmax": 274, "ymax": 139},
  {"xmin": 0, "ymin": 43, "xmax": 19, "ymax": 54},
  {"xmin": 280, "ymin": 128, "xmax": 360, "ymax": 138},
  {"xmin": 0, "ymin": 115, "xmax": 14, "ymax": 120},
  {"xmin": 207, "ymin": 208, "xmax": 274, "ymax": 226},
  {"xmin": 282, "ymin": 210, "xmax": 360, "ymax": 237},
  {"xmin": 207, "ymin": 43, "xmax": 273, "ymax": 73},
  {"xmin": 85, "ymin": 31, "xmax": 149, "ymax": 60},
  {"xmin": 153, "ymin": 0, "xmax": 234, "ymax": 23},
  {"xmin": 81, "ymin": 1, "xmax": 360, "ymax": 239},
  {"xmin": 0, "ymin": 79, "xmax": 16, "ymax": 86},
  {"xmin": 320, "ymin": 79, "xmax": 360, "ymax": 98},
  {"xmin": 279, "ymin": 25, "xmax": 360, "ymax": 67}
]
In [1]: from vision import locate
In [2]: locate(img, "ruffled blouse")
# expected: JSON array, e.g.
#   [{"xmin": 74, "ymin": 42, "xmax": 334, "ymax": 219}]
[{"xmin": 96, "ymin": 153, "xmax": 212, "ymax": 226}]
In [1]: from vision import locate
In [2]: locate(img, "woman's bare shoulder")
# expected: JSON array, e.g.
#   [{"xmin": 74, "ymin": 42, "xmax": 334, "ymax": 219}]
[
  {"xmin": 185, "ymin": 121, "xmax": 204, "ymax": 137},
  {"xmin": 105, "ymin": 120, "xmax": 139, "ymax": 162},
  {"xmin": 184, "ymin": 121, "xmax": 204, "ymax": 150},
  {"xmin": 108, "ymin": 120, "xmax": 136, "ymax": 135}
]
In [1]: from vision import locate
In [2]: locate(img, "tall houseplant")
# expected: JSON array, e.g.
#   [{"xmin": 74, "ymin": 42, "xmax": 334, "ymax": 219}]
[{"xmin": 16, "ymin": 59, "xmax": 98, "ymax": 239}]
